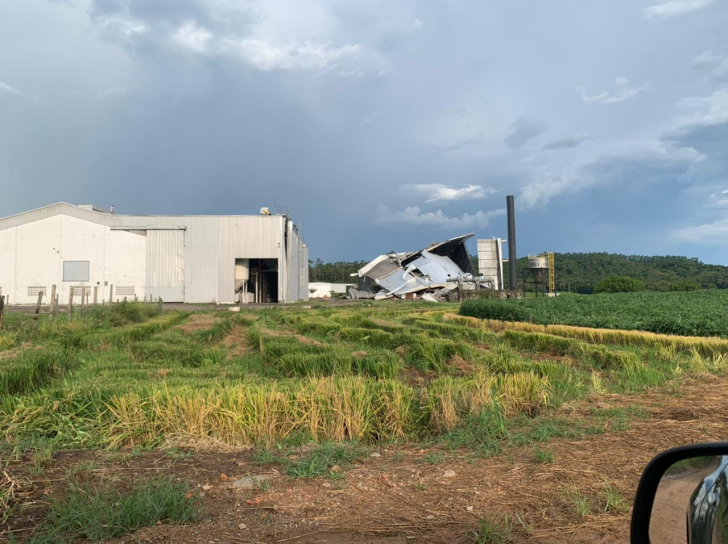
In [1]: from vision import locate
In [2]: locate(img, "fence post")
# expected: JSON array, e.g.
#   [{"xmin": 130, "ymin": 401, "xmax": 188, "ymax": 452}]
[
  {"xmin": 110, "ymin": 284, "xmax": 114, "ymax": 304},
  {"xmin": 49, "ymin": 285, "xmax": 57, "ymax": 323},
  {"xmin": 33, "ymin": 291, "xmax": 44, "ymax": 329},
  {"xmin": 69, "ymin": 286, "xmax": 74, "ymax": 321},
  {"xmin": 158, "ymin": 297, "xmax": 163, "ymax": 313},
  {"xmin": 0, "ymin": 295, "xmax": 4, "ymax": 330},
  {"xmin": 82, "ymin": 288, "xmax": 87, "ymax": 317},
  {"xmin": 94, "ymin": 286, "xmax": 98, "ymax": 306},
  {"xmin": 54, "ymin": 294, "xmax": 59, "ymax": 320}
]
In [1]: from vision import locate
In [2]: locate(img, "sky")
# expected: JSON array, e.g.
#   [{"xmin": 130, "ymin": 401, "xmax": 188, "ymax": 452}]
[{"xmin": 0, "ymin": 0, "xmax": 727, "ymax": 264}]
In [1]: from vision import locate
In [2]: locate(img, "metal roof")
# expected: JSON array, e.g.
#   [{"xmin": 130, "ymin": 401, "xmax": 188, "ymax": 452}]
[{"xmin": 0, "ymin": 202, "xmax": 287, "ymax": 232}]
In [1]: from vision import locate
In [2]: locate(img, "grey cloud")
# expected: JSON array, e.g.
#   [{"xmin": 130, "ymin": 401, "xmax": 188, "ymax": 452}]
[
  {"xmin": 0, "ymin": 82, "xmax": 23, "ymax": 95},
  {"xmin": 644, "ymin": 0, "xmax": 716, "ymax": 20},
  {"xmin": 673, "ymin": 217, "xmax": 728, "ymax": 244},
  {"xmin": 542, "ymin": 135, "xmax": 589, "ymax": 150},
  {"xmin": 400, "ymin": 184, "xmax": 497, "ymax": 203},
  {"xmin": 3, "ymin": 0, "xmax": 728, "ymax": 264},
  {"xmin": 436, "ymin": 137, "xmax": 481, "ymax": 152},
  {"xmin": 519, "ymin": 150, "xmax": 696, "ymax": 210},
  {"xmin": 88, "ymin": 0, "xmax": 364, "ymax": 72},
  {"xmin": 504, "ymin": 118, "xmax": 544, "ymax": 150},
  {"xmin": 374, "ymin": 206, "xmax": 505, "ymax": 229},
  {"xmin": 692, "ymin": 50, "xmax": 728, "ymax": 80},
  {"xmin": 577, "ymin": 77, "xmax": 647, "ymax": 104}
]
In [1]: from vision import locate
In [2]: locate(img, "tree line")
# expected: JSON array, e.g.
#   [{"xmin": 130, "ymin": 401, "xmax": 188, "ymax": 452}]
[{"xmin": 311, "ymin": 253, "xmax": 728, "ymax": 293}]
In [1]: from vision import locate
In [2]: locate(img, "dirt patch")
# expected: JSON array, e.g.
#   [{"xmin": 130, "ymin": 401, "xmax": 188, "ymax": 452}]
[
  {"xmin": 448, "ymin": 354, "xmax": 472, "ymax": 375},
  {"xmin": 0, "ymin": 348, "xmax": 20, "ymax": 360},
  {"xmin": 4, "ymin": 377, "xmax": 728, "ymax": 543},
  {"xmin": 222, "ymin": 326, "xmax": 251, "ymax": 358},
  {"xmin": 257, "ymin": 327, "xmax": 323, "ymax": 347},
  {"xmin": 402, "ymin": 368, "xmax": 439, "ymax": 387},
  {"xmin": 176, "ymin": 314, "xmax": 220, "ymax": 334}
]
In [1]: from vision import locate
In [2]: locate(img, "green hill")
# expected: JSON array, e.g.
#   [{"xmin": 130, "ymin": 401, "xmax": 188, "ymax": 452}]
[
  {"xmin": 516, "ymin": 253, "xmax": 728, "ymax": 294},
  {"xmin": 311, "ymin": 253, "xmax": 728, "ymax": 294}
]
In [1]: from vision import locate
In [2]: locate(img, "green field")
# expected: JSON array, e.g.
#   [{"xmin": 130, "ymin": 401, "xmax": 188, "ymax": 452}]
[
  {"xmin": 460, "ymin": 290, "xmax": 728, "ymax": 337},
  {"xmin": 2, "ymin": 299, "xmax": 727, "ymax": 452},
  {"xmin": 3, "ymin": 299, "xmax": 728, "ymax": 542}
]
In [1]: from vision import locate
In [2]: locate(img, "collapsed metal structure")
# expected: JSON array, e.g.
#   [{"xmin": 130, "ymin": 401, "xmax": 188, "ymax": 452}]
[{"xmin": 348, "ymin": 234, "xmax": 498, "ymax": 301}]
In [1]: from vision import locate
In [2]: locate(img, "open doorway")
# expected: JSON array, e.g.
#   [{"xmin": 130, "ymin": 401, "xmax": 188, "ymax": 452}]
[{"xmin": 236, "ymin": 258, "xmax": 278, "ymax": 303}]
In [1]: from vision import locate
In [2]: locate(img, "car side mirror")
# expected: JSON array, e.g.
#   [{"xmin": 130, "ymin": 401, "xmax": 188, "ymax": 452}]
[{"xmin": 632, "ymin": 443, "xmax": 728, "ymax": 544}]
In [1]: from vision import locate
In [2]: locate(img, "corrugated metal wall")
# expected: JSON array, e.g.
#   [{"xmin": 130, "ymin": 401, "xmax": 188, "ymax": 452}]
[
  {"xmin": 1, "ymin": 204, "xmax": 308, "ymax": 304},
  {"xmin": 117, "ymin": 216, "xmax": 222, "ymax": 303},
  {"xmin": 286, "ymin": 221, "xmax": 300, "ymax": 302},
  {"xmin": 218, "ymin": 216, "xmax": 284, "ymax": 304},
  {"xmin": 300, "ymin": 242, "xmax": 309, "ymax": 301},
  {"xmin": 117, "ymin": 214, "xmax": 299, "ymax": 303},
  {"xmin": 146, "ymin": 230, "xmax": 185, "ymax": 302}
]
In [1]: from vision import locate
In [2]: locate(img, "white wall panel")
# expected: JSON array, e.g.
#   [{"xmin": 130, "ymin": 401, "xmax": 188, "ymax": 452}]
[
  {"xmin": 0, "ymin": 228, "xmax": 17, "ymax": 304},
  {"xmin": 1, "ymin": 204, "xmax": 308, "ymax": 305},
  {"xmin": 146, "ymin": 230, "xmax": 185, "ymax": 302},
  {"xmin": 0, "ymin": 214, "xmax": 146, "ymax": 305}
]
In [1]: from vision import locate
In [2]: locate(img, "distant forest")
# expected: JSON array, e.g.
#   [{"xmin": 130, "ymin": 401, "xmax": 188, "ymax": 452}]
[{"xmin": 309, "ymin": 253, "xmax": 728, "ymax": 293}]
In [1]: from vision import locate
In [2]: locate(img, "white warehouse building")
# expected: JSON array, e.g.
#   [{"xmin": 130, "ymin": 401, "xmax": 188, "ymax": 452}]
[{"xmin": 0, "ymin": 203, "xmax": 309, "ymax": 305}]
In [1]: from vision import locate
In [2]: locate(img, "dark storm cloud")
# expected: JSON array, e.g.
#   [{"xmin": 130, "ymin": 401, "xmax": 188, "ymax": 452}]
[
  {"xmin": 542, "ymin": 135, "xmax": 589, "ymax": 150},
  {"xmin": 504, "ymin": 118, "xmax": 545, "ymax": 150},
  {"xmin": 2, "ymin": 0, "xmax": 728, "ymax": 264}
]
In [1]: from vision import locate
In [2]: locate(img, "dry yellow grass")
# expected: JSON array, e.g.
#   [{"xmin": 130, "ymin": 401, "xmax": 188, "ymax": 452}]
[{"xmin": 444, "ymin": 313, "xmax": 728, "ymax": 356}]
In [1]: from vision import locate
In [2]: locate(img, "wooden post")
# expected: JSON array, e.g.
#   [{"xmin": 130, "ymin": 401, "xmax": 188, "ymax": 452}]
[
  {"xmin": 54, "ymin": 294, "xmax": 59, "ymax": 320},
  {"xmin": 0, "ymin": 295, "xmax": 4, "ymax": 330},
  {"xmin": 49, "ymin": 285, "xmax": 57, "ymax": 322},
  {"xmin": 81, "ymin": 288, "xmax": 86, "ymax": 317},
  {"xmin": 94, "ymin": 286, "xmax": 98, "ymax": 306},
  {"xmin": 69, "ymin": 286, "xmax": 74, "ymax": 321},
  {"xmin": 109, "ymin": 284, "xmax": 114, "ymax": 304},
  {"xmin": 33, "ymin": 291, "xmax": 44, "ymax": 328}
]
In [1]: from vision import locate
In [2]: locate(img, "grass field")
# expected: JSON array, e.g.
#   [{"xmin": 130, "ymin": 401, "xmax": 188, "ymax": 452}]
[
  {"xmin": 460, "ymin": 290, "xmax": 728, "ymax": 337},
  {"xmin": 2, "ymin": 297, "xmax": 728, "ymax": 542}
]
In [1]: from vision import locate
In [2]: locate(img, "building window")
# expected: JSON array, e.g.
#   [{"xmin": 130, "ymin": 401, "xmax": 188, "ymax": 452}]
[
  {"xmin": 72, "ymin": 286, "xmax": 92, "ymax": 298},
  {"xmin": 27, "ymin": 286, "xmax": 46, "ymax": 297},
  {"xmin": 116, "ymin": 286, "xmax": 135, "ymax": 297},
  {"xmin": 63, "ymin": 261, "xmax": 90, "ymax": 282}
]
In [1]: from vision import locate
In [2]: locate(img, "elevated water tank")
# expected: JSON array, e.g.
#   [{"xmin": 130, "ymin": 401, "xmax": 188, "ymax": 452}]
[
  {"xmin": 528, "ymin": 256, "xmax": 549, "ymax": 270},
  {"xmin": 527, "ymin": 255, "xmax": 549, "ymax": 284}
]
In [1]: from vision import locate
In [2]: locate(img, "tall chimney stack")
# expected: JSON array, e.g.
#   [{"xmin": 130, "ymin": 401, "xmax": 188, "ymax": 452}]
[{"xmin": 507, "ymin": 195, "xmax": 517, "ymax": 290}]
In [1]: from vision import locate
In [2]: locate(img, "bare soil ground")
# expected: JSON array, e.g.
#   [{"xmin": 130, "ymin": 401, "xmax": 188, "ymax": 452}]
[
  {"xmin": 176, "ymin": 314, "xmax": 221, "ymax": 334},
  {"xmin": 4, "ymin": 376, "xmax": 728, "ymax": 544}
]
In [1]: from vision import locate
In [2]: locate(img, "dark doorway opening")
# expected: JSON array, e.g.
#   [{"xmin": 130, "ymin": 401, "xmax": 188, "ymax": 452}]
[{"xmin": 238, "ymin": 259, "xmax": 278, "ymax": 303}]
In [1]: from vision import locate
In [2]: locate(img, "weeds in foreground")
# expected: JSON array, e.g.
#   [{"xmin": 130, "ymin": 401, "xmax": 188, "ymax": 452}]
[
  {"xmin": 470, "ymin": 515, "xmax": 513, "ymax": 544},
  {"xmin": 29, "ymin": 446, "xmax": 54, "ymax": 476},
  {"xmin": 424, "ymin": 452, "xmax": 446, "ymax": 465},
  {"xmin": 560, "ymin": 485, "xmax": 595, "ymax": 518},
  {"xmin": 559, "ymin": 483, "xmax": 629, "ymax": 518},
  {"xmin": 28, "ymin": 477, "xmax": 200, "ymax": 543},
  {"xmin": 533, "ymin": 446, "xmax": 555, "ymax": 464},
  {"xmin": 602, "ymin": 482, "xmax": 630, "ymax": 513},
  {"xmin": 254, "ymin": 443, "xmax": 366, "ymax": 479}
]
